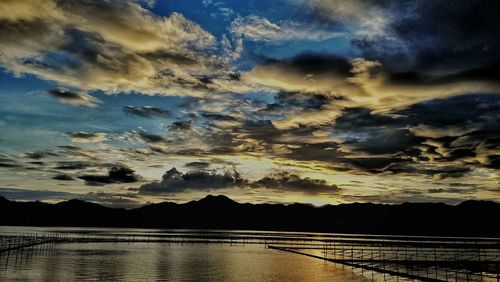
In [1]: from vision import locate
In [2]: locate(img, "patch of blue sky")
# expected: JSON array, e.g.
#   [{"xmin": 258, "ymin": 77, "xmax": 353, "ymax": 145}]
[
  {"xmin": 240, "ymin": 92, "xmax": 275, "ymax": 104},
  {"xmin": 0, "ymin": 72, "xmax": 194, "ymax": 152},
  {"xmin": 0, "ymin": 70, "xmax": 59, "ymax": 93},
  {"xmin": 149, "ymin": 1, "xmax": 231, "ymax": 36},
  {"xmin": 243, "ymin": 37, "xmax": 351, "ymax": 60},
  {"xmin": 148, "ymin": 0, "xmax": 312, "ymax": 38},
  {"xmin": 39, "ymin": 51, "xmax": 81, "ymax": 70}
]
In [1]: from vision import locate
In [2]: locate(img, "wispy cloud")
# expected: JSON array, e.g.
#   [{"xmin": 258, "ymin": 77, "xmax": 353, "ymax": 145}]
[
  {"xmin": 123, "ymin": 105, "xmax": 170, "ymax": 118},
  {"xmin": 230, "ymin": 15, "xmax": 343, "ymax": 42},
  {"xmin": 0, "ymin": 0, "xmax": 240, "ymax": 96},
  {"xmin": 67, "ymin": 132, "xmax": 107, "ymax": 143}
]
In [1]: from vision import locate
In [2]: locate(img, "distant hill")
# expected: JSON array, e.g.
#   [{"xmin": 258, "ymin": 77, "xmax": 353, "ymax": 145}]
[{"xmin": 0, "ymin": 195, "xmax": 499, "ymax": 237}]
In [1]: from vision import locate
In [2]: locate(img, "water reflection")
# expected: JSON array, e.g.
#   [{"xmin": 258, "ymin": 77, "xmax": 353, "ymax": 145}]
[
  {"xmin": 1, "ymin": 227, "xmax": 498, "ymax": 281},
  {"xmin": 1, "ymin": 242, "xmax": 367, "ymax": 281}
]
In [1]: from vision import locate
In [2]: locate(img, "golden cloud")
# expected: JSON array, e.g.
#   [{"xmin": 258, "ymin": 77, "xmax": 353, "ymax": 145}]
[{"xmin": 0, "ymin": 0, "xmax": 243, "ymax": 96}]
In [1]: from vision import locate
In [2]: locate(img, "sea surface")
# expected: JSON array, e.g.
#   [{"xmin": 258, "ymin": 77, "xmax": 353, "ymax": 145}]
[{"xmin": 0, "ymin": 226, "xmax": 369, "ymax": 281}]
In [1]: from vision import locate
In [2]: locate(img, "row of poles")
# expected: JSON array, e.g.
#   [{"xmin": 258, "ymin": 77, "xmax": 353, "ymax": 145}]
[
  {"xmin": 0, "ymin": 233, "xmax": 70, "ymax": 253},
  {"xmin": 269, "ymin": 239, "xmax": 500, "ymax": 281},
  {"xmin": 1, "ymin": 232, "xmax": 500, "ymax": 281},
  {"xmin": 0, "ymin": 234, "xmax": 68, "ymax": 270}
]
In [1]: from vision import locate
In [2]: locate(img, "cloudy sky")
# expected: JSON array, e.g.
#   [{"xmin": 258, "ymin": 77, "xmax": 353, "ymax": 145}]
[{"xmin": 0, "ymin": 0, "xmax": 499, "ymax": 207}]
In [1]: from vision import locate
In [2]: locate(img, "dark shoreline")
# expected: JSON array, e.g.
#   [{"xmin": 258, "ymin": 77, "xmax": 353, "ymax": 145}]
[{"xmin": 1, "ymin": 194, "xmax": 499, "ymax": 237}]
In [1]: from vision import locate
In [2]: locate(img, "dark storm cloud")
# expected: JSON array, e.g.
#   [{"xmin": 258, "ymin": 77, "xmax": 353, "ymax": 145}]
[
  {"xmin": 184, "ymin": 161, "xmax": 210, "ymax": 169},
  {"xmin": 248, "ymin": 49, "xmax": 500, "ymax": 124},
  {"xmin": 48, "ymin": 88, "xmax": 86, "ymax": 100},
  {"xmin": 139, "ymin": 167, "xmax": 341, "ymax": 195},
  {"xmin": 202, "ymin": 117, "xmax": 344, "ymax": 162},
  {"xmin": 48, "ymin": 88, "xmax": 102, "ymax": 107},
  {"xmin": 292, "ymin": 0, "xmax": 500, "ymax": 93},
  {"xmin": 0, "ymin": 188, "xmax": 75, "ymax": 201},
  {"xmin": 248, "ymin": 108, "xmax": 412, "ymax": 172},
  {"xmin": 200, "ymin": 113, "xmax": 241, "ymax": 122},
  {"xmin": 66, "ymin": 132, "xmax": 107, "ymax": 143},
  {"xmin": 0, "ymin": 154, "xmax": 10, "ymax": 162},
  {"xmin": 273, "ymin": 91, "xmax": 335, "ymax": 110},
  {"xmin": 52, "ymin": 174, "xmax": 76, "ymax": 181},
  {"xmin": 322, "ymin": 94, "xmax": 500, "ymax": 174},
  {"xmin": 399, "ymin": 94, "xmax": 500, "ymax": 128},
  {"xmin": 139, "ymin": 167, "xmax": 245, "ymax": 194},
  {"xmin": 22, "ymin": 150, "xmax": 59, "ymax": 160},
  {"xmin": 350, "ymin": 0, "xmax": 500, "ymax": 74},
  {"xmin": 427, "ymin": 186, "xmax": 478, "ymax": 194},
  {"xmin": 447, "ymin": 61, "xmax": 500, "ymax": 83},
  {"xmin": 205, "ymin": 132, "xmax": 240, "ymax": 154},
  {"xmin": 137, "ymin": 132, "xmax": 166, "ymax": 143},
  {"xmin": 79, "ymin": 165, "xmax": 140, "ymax": 185},
  {"xmin": 123, "ymin": 105, "xmax": 171, "ymax": 118},
  {"xmin": 54, "ymin": 161, "xmax": 93, "ymax": 170},
  {"xmin": 263, "ymin": 53, "xmax": 352, "ymax": 76},
  {"xmin": 131, "ymin": 131, "xmax": 170, "ymax": 148},
  {"xmin": 333, "ymin": 107, "xmax": 423, "ymax": 155},
  {"xmin": 339, "ymin": 191, "xmax": 470, "ymax": 205},
  {"xmin": 387, "ymin": 164, "xmax": 472, "ymax": 180},
  {"xmin": 169, "ymin": 120, "xmax": 193, "ymax": 131},
  {"xmin": 486, "ymin": 155, "xmax": 500, "ymax": 169},
  {"xmin": 256, "ymin": 103, "xmax": 285, "ymax": 116},
  {"xmin": 28, "ymin": 161, "xmax": 45, "ymax": 166},
  {"xmin": 56, "ymin": 145, "xmax": 97, "ymax": 159},
  {"xmin": 400, "ymin": 94, "xmax": 500, "ymax": 167},
  {"xmin": 386, "ymin": 61, "xmax": 500, "ymax": 86},
  {"xmin": 207, "ymin": 120, "xmax": 285, "ymax": 155},
  {"xmin": 253, "ymin": 171, "xmax": 341, "ymax": 194},
  {"xmin": 193, "ymin": 74, "xmax": 214, "ymax": 85},
  {"xmin": 342, "ymin": 157, "xmax": 408, "ymax": 174},
  {"xmin": 237, "ymin": 119, "xmax": 277, "ymax": 135},
  {"xmin": 141, "ymin": 50, "xmax": 200, "ymax": 67},
  {"xmin": 0, "ymin": 162, "xmax": 20, "ymax": 168},
  {"xmin": 286, "ymin": 142, "xmax": 344, "ymax": 163}
]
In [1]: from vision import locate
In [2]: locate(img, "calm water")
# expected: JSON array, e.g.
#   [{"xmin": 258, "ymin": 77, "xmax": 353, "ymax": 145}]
[
  {"xmin": 0, "ymin": 227, "xmax": 368, "ymax": 281},
  {"xmin": 2, "ymin": 226, "xmax": 498, "ymax": 281}
]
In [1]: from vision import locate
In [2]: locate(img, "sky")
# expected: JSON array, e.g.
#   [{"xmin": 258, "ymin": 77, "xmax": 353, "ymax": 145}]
[{"xmin": 0, "ymin": 0, "xmax": 499, "ymax": 208}]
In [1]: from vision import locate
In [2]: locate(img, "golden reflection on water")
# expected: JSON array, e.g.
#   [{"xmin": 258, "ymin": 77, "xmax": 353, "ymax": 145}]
[{"xmin": 1, "ymin": 243, "xmax": 368, "ymax": 281}]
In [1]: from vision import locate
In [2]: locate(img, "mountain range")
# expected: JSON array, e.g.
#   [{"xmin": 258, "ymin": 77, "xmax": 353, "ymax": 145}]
[{"xmin": 1, "ymin": 195, "xmax": 499, "ymax": 237}]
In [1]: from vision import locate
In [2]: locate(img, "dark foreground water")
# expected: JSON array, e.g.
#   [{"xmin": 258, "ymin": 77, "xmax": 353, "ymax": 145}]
[{"xmin": 0, "ymin": 227, "xmax": 367, "ymax": 281}]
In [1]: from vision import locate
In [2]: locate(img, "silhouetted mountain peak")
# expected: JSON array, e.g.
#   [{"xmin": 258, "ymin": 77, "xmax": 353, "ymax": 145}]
[
  {"xmin": 56, "ymin": 199, "xmax": 107, "ymax": 209},
  {"xmin": 458, "ymin": 200, "xmax": 497, "ymax": 208},
  {"xmin": 197, "ymin": 194, "xmax": 236, "ymax": 205},
  {"xmin": 289, "ymin": 202, "xmax": 316, "ymax": 208},
  {"xmin": 64, "ymin": 199, "xmax": 86, "ymax": 204}
]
